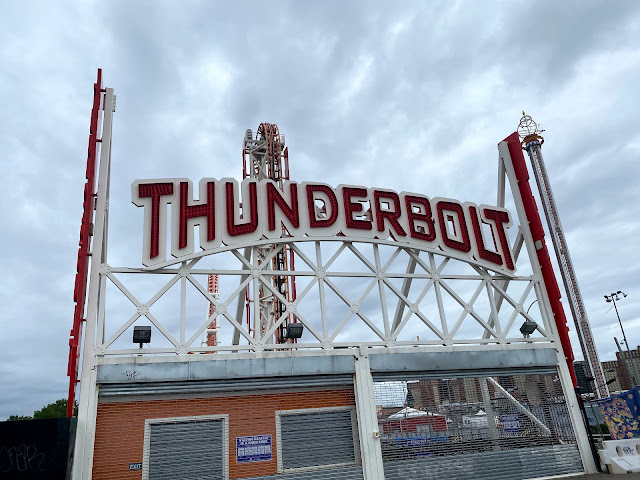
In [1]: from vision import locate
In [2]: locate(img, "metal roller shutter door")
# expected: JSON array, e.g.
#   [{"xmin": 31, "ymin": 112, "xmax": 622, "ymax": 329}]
[
  {"xmin": 276, "ymin": 408, "xmax": 363, "ymax": 480},
  {"xmin": 239, "ymin": 465, "xmax": 365, "ymax": 480},
  {"xmin": 382, "ymin": 444, "xmax": 583, "ymax": 480},
  {"xmin": 146, "ymin": 418, "xmax": 225, "ymax": 480}
]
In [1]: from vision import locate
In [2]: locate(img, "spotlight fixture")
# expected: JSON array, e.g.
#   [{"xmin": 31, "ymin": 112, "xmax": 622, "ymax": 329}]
[
  {"xmin": 605, "ymin": 291, "xmax": 628, "ymax": 302},
  {"xmin": 520, "ymin": 320, "xmax": 537, "ymax": 338},
  {"xmin": 285, "ymin": 323, "xmax": 304, "ymax": 340},
  {"xmin": 133, "ymin": 326, "xmax": 151, "ymax": 348}
]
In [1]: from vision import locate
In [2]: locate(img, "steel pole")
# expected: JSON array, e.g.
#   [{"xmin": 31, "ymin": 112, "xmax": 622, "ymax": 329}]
[{"xmin": 612, "ymin": 298, "xmax": 639, "ymax": 386}]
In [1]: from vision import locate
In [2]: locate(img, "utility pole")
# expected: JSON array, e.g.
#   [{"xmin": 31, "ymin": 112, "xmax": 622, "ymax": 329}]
[{"xmin": 607, "ymin": 291, "xmax": 638, "ymax": 387}]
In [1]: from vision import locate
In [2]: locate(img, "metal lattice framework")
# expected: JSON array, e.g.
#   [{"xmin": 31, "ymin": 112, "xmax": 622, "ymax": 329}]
[
  {"xmin": 83, "ymin": 120, "xmax": 561, "ymax": 358},
  {"xmin": 87, "ymin": 123, "xmax": 557, "ymax": 357},
  {"xmin": 94, "ymin": 236, "xmax": 551, "ymax": 356},
  {"xmin": 242, "ymin": 123, "xmax": 296, "ymax": 345}
]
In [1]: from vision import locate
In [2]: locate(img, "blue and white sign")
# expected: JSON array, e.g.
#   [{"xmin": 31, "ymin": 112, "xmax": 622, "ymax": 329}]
[
  {"xmin": 236, "ymin": 435, "xmax": 272, "ymax": 463},
  {"xmin": 501, "ymin": 414, "xmax": 521, "ymax": 433}
]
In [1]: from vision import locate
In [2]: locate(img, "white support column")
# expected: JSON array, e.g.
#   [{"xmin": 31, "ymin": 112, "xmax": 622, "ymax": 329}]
[
  {"xmin": 497, "ymin": 156, "xmax": 506, "ymax": 207},
  {"xmin": 232, "ymin": 247, "xmax": 251, "ymax": 346},
  {"xmin": 72, "ymin": 87, "xmax": 115, "ymax": 480},
  {"xmin": 480, "ymin": 378, "xmax": 500, "ymax": 451},
  {"xmin": 556, "ymin": 349, "xmax": 598, "ymax": 472},
  {"xmin": 499, "ymin": 140, "xmax": 596, "ymax": 474},
  {"xmin": 353, "ymin": 350, "xmax": 385, "ymax": 480}
]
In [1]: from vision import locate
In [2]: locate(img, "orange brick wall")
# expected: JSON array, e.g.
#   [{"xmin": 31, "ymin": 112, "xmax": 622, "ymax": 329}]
[{"xmin": 93, "ymin": 387, "xmax": 356, "ymax": 479}]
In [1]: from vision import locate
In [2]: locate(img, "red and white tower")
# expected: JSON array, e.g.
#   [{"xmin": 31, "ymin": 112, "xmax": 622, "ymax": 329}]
[
  {"xmin": 518, "ymin": 113, "xmax": 608, "ymax": 398},
  {"xmin": 242, "ymin": 123, "xmax": 297, "ymax": 344},
  {"xmin": 203, "ymin": 274, "xmax": 219, "ymax": 347}
]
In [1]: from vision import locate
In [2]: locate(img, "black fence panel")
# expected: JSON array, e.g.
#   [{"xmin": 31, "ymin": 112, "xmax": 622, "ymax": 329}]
[{"xmin": 0, "ymin": 417, "xmax": 74, "ymax": 480}]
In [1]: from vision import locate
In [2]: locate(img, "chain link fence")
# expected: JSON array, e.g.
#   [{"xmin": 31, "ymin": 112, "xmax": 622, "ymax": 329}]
[{"xmin": 374, "ymin": 373, "xmax": 583, "ymax": 480}]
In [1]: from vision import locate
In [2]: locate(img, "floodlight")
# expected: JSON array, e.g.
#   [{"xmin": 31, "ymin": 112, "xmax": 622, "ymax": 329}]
[
  {"xmin": 133, "ymin": 326, "xmax": 151, "ymax": 347},
  {"xmin": 285, "ymin": 323, "xmax": 304, "ymax": 339},
  {"xmin": 519, "ymin": 320, "xmax": 537, "ymax": 337}
]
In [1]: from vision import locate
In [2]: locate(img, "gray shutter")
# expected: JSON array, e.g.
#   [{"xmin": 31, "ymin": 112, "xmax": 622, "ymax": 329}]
[
  {"xmin": 238, "ymin": 465, "xmax": 365, "ymax": 480},
  {"xmin": 382, "ymin": 444, "xmax": 583, "ymax": 480},
  {"xmin": 280, "ymin": 410, "xmax": 357, "ymax": 470},
  {"xmin": 148, "ymin": 419, "xmax": 224, "ymax": 480}
]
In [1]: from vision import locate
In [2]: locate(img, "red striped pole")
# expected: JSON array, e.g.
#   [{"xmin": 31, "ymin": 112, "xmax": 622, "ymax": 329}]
[
  {"xmin": 503, "ymin": 132, "xmax": 577, "ymax": 386},
  {"xmin": 67, "ymin": 69, "xmax": 103, "ymax": 417}
]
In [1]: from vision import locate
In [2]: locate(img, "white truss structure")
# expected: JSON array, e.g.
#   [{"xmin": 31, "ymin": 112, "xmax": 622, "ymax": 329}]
[
  {"xmin": 89, "ymin": 135, "xmax": 560, "ymax": 357},
  {"xmin": 95, "ymin": 236, "xmax": 552, "ymax": 356},
  {"xmin": 71, "ymin": 81, "xmax": 596, "ymax": 478}
]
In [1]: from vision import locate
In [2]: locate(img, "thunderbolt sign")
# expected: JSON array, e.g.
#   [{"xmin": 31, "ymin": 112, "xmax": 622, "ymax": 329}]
[{"xmin": 132, "ymin": 178, "xmax": 516, "ymax": 274}]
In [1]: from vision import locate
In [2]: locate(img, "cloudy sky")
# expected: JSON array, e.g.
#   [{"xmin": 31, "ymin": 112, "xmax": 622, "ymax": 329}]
[{"xmin": 1, "ymin": 1, "xmax": 640, "ymax": 419}]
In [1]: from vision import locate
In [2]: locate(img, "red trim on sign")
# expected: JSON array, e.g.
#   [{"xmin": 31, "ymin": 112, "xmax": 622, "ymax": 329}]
[
  {"xmin": 266, "ymin": 182, "xmax": 299, "ymax": 231},
  {"xmin": 373, "ymin": 190, "xmax": 407, "ymax": 237},
  {"xmin": 342, "ymin": 187, "xmax": 372, "ymax": 230},
  {"xmin": 226, "ymin": 181, "xmax": 259, "ymax": 236},
  {"xmin": 138, "ymin": 182, "xmax": 175, "ymax": 257},
  {"xmin": 306, "ymin": 184, "xmax": 338, "ymax": 228},
  {"xmin": 503, "ymin": 132, "xmax": 576, "ymax": 386},
  {"xmin": 482, "ymin": 208, "xmax": 515, "ymax": 271},
  {"xmin": 67, "ymin": 68, "xmax": 103, "ymax": 417},
  {"xmin": 436, "ymin": 201, "xmax": 471, "ymax": 253},
  {"xmin": 405, "ymin": 195, "xmax": 436, "ymax": 242},
  {"xmin": 468, "ymin": 205, "xmax": 502, "ymax": 267},
  {"xmin": 178, "ymin": 181, "xmax": 216, "ymax": 248}
]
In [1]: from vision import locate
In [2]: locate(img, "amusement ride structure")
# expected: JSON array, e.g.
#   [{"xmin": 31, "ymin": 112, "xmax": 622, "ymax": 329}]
[
  {"xmin": 241, "ymin": 123, "xmax": 298, "ymax": 344},
  {"xmin": 65, "ymin": 71, "xmax": 598, "ymax": 480},
  {"xmin": 203, "ymin": 274, "xmax": 219, "ymax": 347},
  {"xmin": 518, "ymin": 113, "xmax": 608, "ymax": 398}
]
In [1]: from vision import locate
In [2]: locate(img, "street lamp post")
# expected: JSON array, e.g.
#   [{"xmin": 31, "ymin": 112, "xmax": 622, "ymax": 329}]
[{"xmin": 605, "ymin": 291, "xmax": 639, "ymax": 387}]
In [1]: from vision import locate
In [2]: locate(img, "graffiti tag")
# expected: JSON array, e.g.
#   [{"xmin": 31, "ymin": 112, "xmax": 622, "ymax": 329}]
[
  {"xmin": 122, "ymin": 370, "xmax": 141, "ymax": 381},
  {"xmin": 0, "ymin": 444, "xmax": 46, "ymax": 473}
]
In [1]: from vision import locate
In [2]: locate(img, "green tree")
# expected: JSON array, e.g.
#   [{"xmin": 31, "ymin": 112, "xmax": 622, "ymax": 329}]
[
  {"xmin": 7, "ymin": 415, "xmax": 32, "ymax": 421},
  {"xmin": 8, "ymin": 398, "xmax": 77, "ymax": 421},
  {"xmin": 33, "ymin": 399, "xmax": 72, "ymax": 419}
]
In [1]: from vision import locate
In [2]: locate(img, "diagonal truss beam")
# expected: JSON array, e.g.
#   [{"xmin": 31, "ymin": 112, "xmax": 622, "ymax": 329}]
[{"xmin": 97, "ymin": 238, "xmax": 556, "ymax": 353}]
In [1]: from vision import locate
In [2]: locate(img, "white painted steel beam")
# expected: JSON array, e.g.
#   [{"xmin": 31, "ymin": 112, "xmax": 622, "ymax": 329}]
[
  {"xmin": 480, "ymin": 378, "xmax": 500, "ymax": 451},
  {"xmin": 391, "ymin": 254, "xmax": 417, "ymax": 331},
  {"xmin": 486, "ymin": 376, "xmax": 553, "ymax": 437},
  {"xmin": 353, "ymin": 350, "xmax": 385, "ymax": 480},
  {"xmin": 499, "ymin": 140, "xmax": 596, "ymax": 474},
  {"xmin": 72, "ymin": 87, "xmax": 115, "ymax": 480}
]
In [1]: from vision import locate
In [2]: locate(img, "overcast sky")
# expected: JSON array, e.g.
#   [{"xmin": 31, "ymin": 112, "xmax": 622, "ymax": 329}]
[{"xmin": 1, "ymin": 1, "xmax": 640, "ymax": 419}]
